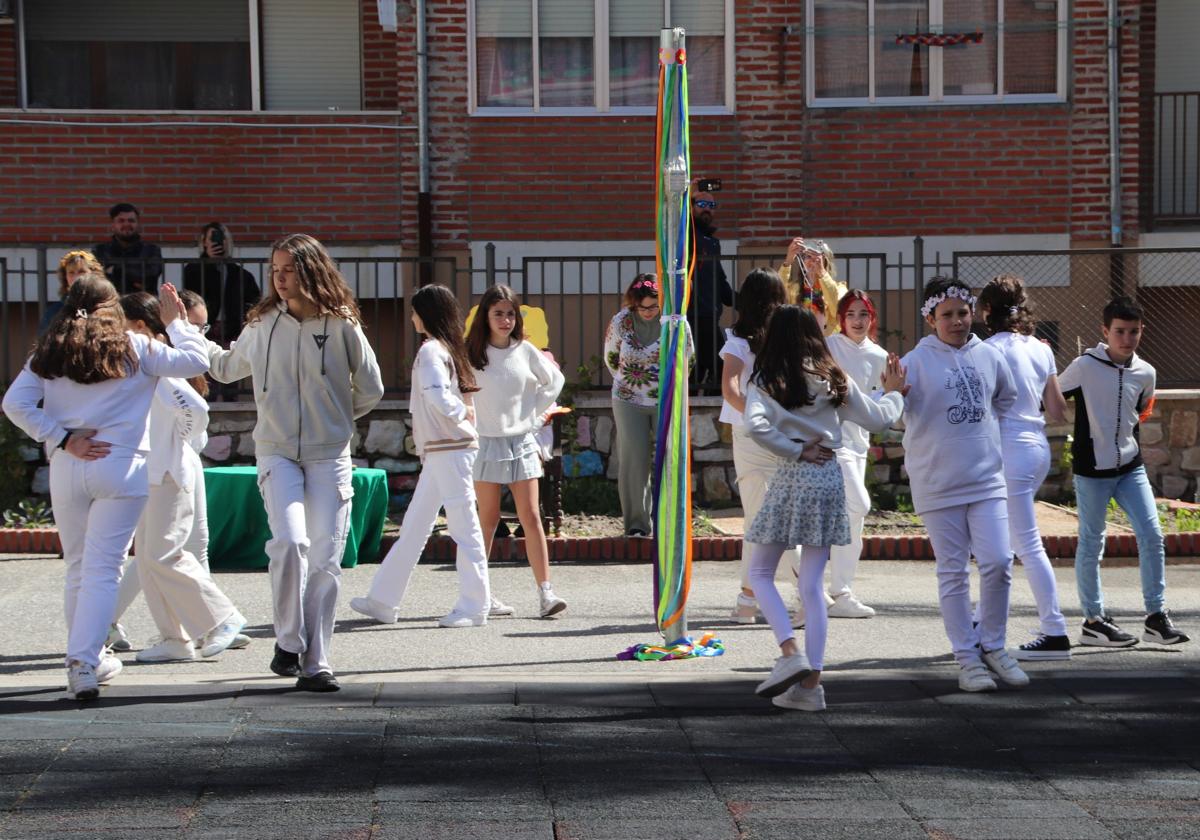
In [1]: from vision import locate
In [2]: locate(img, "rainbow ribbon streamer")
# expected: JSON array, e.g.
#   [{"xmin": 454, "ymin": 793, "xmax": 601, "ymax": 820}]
[
  {"xmin": 652, "ymin": 29, "xmax": 694, "ymax": 641},
  {"xmin": 616, "ymin": 633, "xmax": 725, "ymax": 662}
]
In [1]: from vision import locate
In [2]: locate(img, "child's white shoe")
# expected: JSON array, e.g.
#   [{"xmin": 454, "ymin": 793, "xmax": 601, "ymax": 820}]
[
  {"xmin": 755, "ymin": 653, "xmax": 812, "ymax": 698},
  {"xmin": 350, "ymin": 596, "xmax": 399, "ymax": 625},
  {"xmin": 538, "ymin": 583, "xmax": 566, "ymax": 618},
  {"xmin": 772, "ymin": 683, "xmax": 826, "ymax": 711}
]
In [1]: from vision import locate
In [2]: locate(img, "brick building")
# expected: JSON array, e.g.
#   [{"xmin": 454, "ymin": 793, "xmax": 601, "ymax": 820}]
[{"xmin": 0, "ymin": 1, "xmax": 1196, "ymax": 388}]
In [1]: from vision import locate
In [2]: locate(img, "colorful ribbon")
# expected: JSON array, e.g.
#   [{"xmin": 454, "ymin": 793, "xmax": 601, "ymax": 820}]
[{"xmin": 616, "ymin": 633, "xmax": 725, "ymax": 662}]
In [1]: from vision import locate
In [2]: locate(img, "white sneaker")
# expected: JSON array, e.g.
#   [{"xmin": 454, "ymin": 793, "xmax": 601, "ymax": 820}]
[
  {"xmin": 350, "ymin": 596, "xmax": 400, "ymax": 625},
  {"xmin": 488, "ymin": 596, "xmax": 515, "ymax": 617},
  {"xmin": 772, "ymin": 683, "xmax": 826, "ymax": 711},
  {"xmin": 538, "ymin": 584, "xmax": 567, "ymax": 618},
  {"xmin": 227, "ymin": 633, "xmax": 252, "ymax": 650},
  {"xmin": 982, "ymin": 648, "xmax": 1031, "ymax": 687},
  {"xmin": 67, "ymin": 661, "xmax": 99, "ymax": 700},
  {"xmin": 755, "ymin": 653, "xmax": 812, "ymax": 698},
  {"xmin": 828, "ymin": 593, "xmax": 876, "ymax": 619},
  {"xmin": 200, "ymin": 611, "xmax": 247, "ymax": 658},
  {"xmin": 732, "ymin": 593, "xmax": 762, "ymax": 625},
  {"xmin": 106, "ymin": 622, "xmax": 132, "ymax": 653},
  {"xmin": 958, "ymin": 661, "xmax": 998, "ymax": 693},
  {"xmin": 439, "ymin": 610, "xmax": 487, "ymax": 628},
  {"xmin": 95, "ymin": 650, "xmax": 122, "ymax": 684},
  {"xmin": 136, "ymin": 638, "xmax": 196, "ymax": 663}
]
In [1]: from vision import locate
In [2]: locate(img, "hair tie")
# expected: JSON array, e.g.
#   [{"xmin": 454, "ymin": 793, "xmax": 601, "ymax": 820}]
[
  {"xmin": 74, "ymin": 309, "xmax": 89, "ymax": 320},
  {"xmin": 1008, "ymin": 306, "xmax": 1019, "ymax": 316}
]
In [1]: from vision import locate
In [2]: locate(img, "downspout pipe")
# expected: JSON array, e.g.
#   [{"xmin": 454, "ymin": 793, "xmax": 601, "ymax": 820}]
[
  {"xmin": 416, "ymin": 0, "xmax": 433, "ymax": 285},
  {"xmin": 1107, "ymin": 0, "xmax": 1122, "ymax": 247}
]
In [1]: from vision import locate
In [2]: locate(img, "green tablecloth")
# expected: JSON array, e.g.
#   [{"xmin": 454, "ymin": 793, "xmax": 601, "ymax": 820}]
[{"xmin": 204, "ymin": 466, "xmax": 389, "ymax": 569}]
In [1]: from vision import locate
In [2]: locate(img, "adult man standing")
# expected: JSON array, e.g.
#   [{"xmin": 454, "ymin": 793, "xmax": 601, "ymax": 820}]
[
  {"xmin": 687, "ymin": 186, "xmax": 733, "ymax": 390},
  {"xmin": 93, "ymin": 203, "xmax": 163, "ymax": 294}
]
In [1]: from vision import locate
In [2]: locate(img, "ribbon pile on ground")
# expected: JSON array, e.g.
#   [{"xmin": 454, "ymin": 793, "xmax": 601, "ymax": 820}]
[{"xmin": 616, "ymin": 633, "xmax": 725, "ymax": 662}]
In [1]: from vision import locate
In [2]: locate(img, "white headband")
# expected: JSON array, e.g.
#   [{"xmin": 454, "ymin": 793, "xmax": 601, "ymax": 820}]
[{"xmin": 920, "ymin": 285, "xmax": 976, "ymax": 318}]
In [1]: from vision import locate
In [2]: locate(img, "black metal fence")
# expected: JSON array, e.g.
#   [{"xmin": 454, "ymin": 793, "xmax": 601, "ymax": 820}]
[{"xmin": 4, "ymin": 239, "xmax": 1199, "ymax": 393}]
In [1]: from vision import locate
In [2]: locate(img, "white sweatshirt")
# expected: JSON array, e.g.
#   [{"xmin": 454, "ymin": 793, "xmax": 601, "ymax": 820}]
[
  {"xmin": 1058, "ymin": 343, "xmax": 1155, "ymax": 477},
  {"xmin": 471, "ymin": 340, "xmax": 564, "ymax": 438},
  {"xmin": 409, "ymin": 338, "xmax": 477, "ymax": 457},
  {"xmin": 147, "ymin": 377, "xmax": 208, "ymax": 492},
  {"xmin": 900, "ymin": 333, "xmax": 1018, "ymax": 514},
  {"xmin": 985, "ymin": 331, "xmax": 1057, "ymax": 435},
  {"xmin": 2, "ymin": 321, "xmax": 208, "ymax": 458},
  {"xmin": 826, "ymin": 333, "xmax": 888, "ymax": 456},
  {"xmin": 207, "ymin": 304, "xmax": 384, "ymax": 461}
]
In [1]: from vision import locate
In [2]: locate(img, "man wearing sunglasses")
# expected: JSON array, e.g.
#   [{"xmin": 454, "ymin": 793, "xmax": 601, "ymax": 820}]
[{"xmin": 688, "ymin": 187, "xmax": 733, "ymax": 392}]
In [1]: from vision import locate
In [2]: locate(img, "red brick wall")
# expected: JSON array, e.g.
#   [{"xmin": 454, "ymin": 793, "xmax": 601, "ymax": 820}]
[
  {"xmin": 362, "ymin": 0, "xmax": 399, "ymax": 110},
  {"xmin": 1137, "ymin": 0, "xmax": 1157, "ymax": 230},
  {"xmin": 0, "ymin": 114, "xmax": 404, "ymax": 244},
  {"xmin": 0, "ymin": 22, "xmax": 17, "ymax": 109}
]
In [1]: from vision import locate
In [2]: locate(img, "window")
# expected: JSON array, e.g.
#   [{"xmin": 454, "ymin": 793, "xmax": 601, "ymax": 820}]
[
  {"xmin": 471, "ymin": 0, "xmax": 733, "ymax": 114},
  {"xmin": 806, "ymin": 0, "xmax": 1066, "ymax": 106}
]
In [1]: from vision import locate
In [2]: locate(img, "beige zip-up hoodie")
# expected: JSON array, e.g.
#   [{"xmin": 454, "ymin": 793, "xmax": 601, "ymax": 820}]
[{"xmin": 208, "ymin": 303, "xmax": 384, "ymax": 461}]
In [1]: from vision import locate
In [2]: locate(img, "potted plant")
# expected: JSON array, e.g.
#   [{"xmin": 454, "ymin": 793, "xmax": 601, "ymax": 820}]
[{"xmin": 0, "ymin": 498, "xmax": 61, "ymax": 553}]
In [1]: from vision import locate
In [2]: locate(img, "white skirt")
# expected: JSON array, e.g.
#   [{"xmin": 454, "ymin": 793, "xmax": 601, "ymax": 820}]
[
  {"xmin": 473, "ymin": 432, "xmax": 544, "ymax": 484},
  {"xmin": 746, "ymin": 457, "xmax": 851, "ymax": 547}
]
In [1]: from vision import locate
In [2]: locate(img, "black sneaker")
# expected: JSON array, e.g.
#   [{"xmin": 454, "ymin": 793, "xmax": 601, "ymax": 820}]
[
  {"xmin": 1013, "ymin": 634, "xmax": 1072, "ymax": 661},
  {"xmin": 270, "ymin": 643, "xmax": 301, "ymax": 677},
  {"xmin": 1079, "ymin": 615, "xmax": 1138, "ymax": 648},
  {"xmin": 296, "ymin": 672, "xmax": 340, "ymax": 692},
  {"xmin": 1144, "ymin": 610, "xmax": 1191, "ymax": 645}
]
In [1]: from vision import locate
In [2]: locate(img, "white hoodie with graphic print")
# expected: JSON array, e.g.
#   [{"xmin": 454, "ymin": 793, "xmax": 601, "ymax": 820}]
[{"xmin": 900, "ymin": 333, "xmax": 1018, "ymax": 514}]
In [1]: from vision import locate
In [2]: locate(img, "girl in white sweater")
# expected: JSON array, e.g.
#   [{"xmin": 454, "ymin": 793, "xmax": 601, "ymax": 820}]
[
  {"xmin": 351, "ymin": 284, "xmax": 492, "ymax": 628},
  {"xmin": 119, "ymin": 292, "xmax": 246, "ymax": 664},
  {"xmin": 2, "ymin": 274, "xmax": 208, "ymax": 700},
  {"xmin": 744, "ymin": 305, "xmax": 906, "ymax": 711},
  {"xmin": 465, "ymin": 285, "xmax": 566, "ymax": 617}
]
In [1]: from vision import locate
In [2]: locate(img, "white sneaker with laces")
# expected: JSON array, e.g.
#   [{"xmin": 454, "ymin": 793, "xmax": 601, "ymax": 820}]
[
  {"xmin": 755, "ymin": 653, "xmax": 812, "ymax": 698},
  {"xmin": 227, "ymin": 633, "xmax": 252, "ymax": 650},
  {"xmin": 538, "ymin": 584, "xmax": 567, "ymax": 618},
  {"xmin": 439, "ymin": 610, "xmax": 488, "ymax": 628},
  {"xmin": 200, "ymin": 611, "xmax": 247, "ymax": 658},
  {"xmin": 95, "ymin": 650, "xmax": 122, "ymax": 684},
  {"xmin": 488, "ymin": 596, "xmax": 515, "ymax": 617},
  {"xmin": 350, "ymin": 596, "xmax": 400, "ymax": 625},
  {"xmin": 732, "ymin": 592, "xmax": 762, "ymax": 625},
  {"xmin": 958, "ymin": 661, "xmax": 998, "ymax": 693},
  {"xmin": 828, "ymin": 593, "xmax": 876, "ymax": 619},
  {"xmin": 67, "ymin": 661, "xmax": 100, "ymax": 700},
  {"xmin": 982, "ymin": 648, "xmax": 1031, "ymax": 687},
  {"xmin": 136, "ymin": 638, "xmax": 196, "ymax": 663},
  {"xmin": 772, "ymin": 683, "xmax": 826, "ymax": 711}
]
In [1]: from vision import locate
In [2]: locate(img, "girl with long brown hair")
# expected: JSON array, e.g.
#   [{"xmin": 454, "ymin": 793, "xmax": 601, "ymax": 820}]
[
  {"xmin": 2, "ymin": 274, "xmax": 208, "ymax": 700},
  {"xmin": 207, "ymin": 233, "xmax": 384, "ymax": 692}
]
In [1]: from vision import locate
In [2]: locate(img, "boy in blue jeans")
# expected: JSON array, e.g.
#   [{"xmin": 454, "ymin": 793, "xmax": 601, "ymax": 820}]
[{"xmin": 1059, "ymin": 296, "xmax": 1189, "ymax": 647}]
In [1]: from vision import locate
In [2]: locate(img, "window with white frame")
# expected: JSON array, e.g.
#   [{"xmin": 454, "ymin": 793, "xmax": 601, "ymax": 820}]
[
  {"xmin": 471, "ymin": 0, "xmax": 733, "ymax": 113},
  {"xmin": 806, "ymin": 0, "xmax": 1066, "ymax": 106}
]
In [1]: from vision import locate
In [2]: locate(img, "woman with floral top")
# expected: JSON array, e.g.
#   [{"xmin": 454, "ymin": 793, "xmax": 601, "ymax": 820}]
[{"xmin": 603, "ymin": 274, "xmax": 694, "ymax": 536}]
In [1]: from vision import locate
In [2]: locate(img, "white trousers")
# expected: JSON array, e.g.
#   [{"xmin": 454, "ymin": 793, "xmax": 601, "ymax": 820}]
[
  {"xmin": 133, "ymin": 475, "xmax": 237, "ymax": 643},
  {"xmin": 829, "ymin": 448, "xmax": 870, "ymax": 598},
  {"xmin": 920, "ymin": 497, "xmax": 1013, "ymax": 667},
  {"xmin": 749, "ymin": 544, "xmax": 832, "ymax": 670},
  {"xmin": 115, "ymin": 466, "xmax": 213, "ymax": 624},
  {"xmin": 732, "ymin": 428, "xmax": 800, "ymax": 591},
  {"xmin": 257, "ymin": 454, "xmax": 354, "ymax": 677},
  {"xmin": 367, "ymin": 448, "xmax": 490, "ymax": 619},
  {"xmin": 49, "ymin": 450, "xmax": 148, "ymax": 668}
]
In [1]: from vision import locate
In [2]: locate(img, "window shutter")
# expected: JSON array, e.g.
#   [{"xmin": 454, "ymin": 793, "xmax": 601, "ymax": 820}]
[
  {"xmin": 611, "ymin": 0, "xmax": 663, "ymax": 37},
  {"xmin": 24, "ymin": 0, "xmax": 249, "ymax": 41},
  {"xmin": 262, "ymin": 0, "xmax": 362, "ymax": 110},
  {"xmin": 538, "ymin": 0, "xmax": 593, "ymax": 37},
  {"xmin": 671, "ymin": 0, "xmax": 724, "ymax": 36},
  {"xmin": 476, "ymin": 0, "xmax": 532, "ymax": 37}
]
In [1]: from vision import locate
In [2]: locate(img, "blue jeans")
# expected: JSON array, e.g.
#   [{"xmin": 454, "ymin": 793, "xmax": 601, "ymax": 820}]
[{"xmin": 1073, "ymin": 466, "xmax": 1165, "ymax": 619}]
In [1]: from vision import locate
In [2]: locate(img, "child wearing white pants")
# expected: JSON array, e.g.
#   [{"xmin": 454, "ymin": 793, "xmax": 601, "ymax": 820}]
[
  {"xmin": 352, "ymin": 284, "xmax": 491, "ymax": 628},
  {"xmin": 2, "ymin": 276, "xmax": 208, "ymax": 700},
  {"xmin": 207, "ymin": 235, "xmax": 384, "ymax": 692},
  {"xmin": 901, "ymin": 278, "xmax": 1027, "ymax": 693}
]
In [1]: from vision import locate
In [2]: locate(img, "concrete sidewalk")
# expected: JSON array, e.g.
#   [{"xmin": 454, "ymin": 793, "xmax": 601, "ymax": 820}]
[{"xmin": 2, "ymin": 555, "xmax": 1198, "ymax": 839}]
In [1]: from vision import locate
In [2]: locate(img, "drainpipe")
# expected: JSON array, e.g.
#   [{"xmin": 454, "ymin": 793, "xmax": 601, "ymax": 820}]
[
  {"xmin": 1106, "ymin": 0, "xmax": 1126, "ymax": 300},
  {"xmin": 416, "ymin": 0, "xmax": 433, "ymax": 285}
]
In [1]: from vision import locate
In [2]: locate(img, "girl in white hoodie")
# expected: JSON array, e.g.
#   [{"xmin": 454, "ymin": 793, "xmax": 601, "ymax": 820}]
[
  {"xmin": 2, "ymin": 274, "xmax": 208, "ymax": 700},
  {"xmin": 744, "ymin": 305, "xmax": 907, "ymax": 712},
  {"xmin": 351, "ymin": 284, "xmax": 492, "ymax": 629},
  {"xmin": 119, "ymin": 292, "xmax": 247, "ymax": 664},
  {"xmin": 207, "ymin": 234, "xmax": 385, "ymax": 692},
  {"xmin": 901, "ymin": 277, "xmax": 1024, "ymax": 693}
]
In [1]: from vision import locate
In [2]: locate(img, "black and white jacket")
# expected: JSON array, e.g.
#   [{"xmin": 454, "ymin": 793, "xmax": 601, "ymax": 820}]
[{"xmin": 1059, "ymin": 343, "xmax": 1156, "ymax": 478}]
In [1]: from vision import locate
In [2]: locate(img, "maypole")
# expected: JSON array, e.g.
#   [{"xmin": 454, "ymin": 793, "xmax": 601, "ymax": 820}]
[{"xmin": 652, "ymin": 27, "xmax": 693, "ymax": 644}]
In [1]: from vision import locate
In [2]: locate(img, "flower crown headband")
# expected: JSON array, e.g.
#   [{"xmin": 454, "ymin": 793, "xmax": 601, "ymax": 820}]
[
  {"xmin": 632, "ymin": 277, "xmax": 658, "ymax": 294},
  {"xmin": 920, "ymin": 285, "xmax": 976, "ymax": 318}
]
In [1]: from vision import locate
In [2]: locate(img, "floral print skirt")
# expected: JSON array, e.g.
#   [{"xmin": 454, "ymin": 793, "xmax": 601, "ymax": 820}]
[{"xmin": 746, "ymin": 457, "xmax": 851, "ymax": 547}]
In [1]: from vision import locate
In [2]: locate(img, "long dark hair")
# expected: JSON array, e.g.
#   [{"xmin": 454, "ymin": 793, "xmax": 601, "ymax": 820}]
[
  {"xmin": 732, "ymin": 268, "xmax": 787, "ymax": 355},
  {"xmin": 412, "ymin": 284, "xmax": 478, "ymax": 393},
  {"xmin": 31, "ymin": 272, "xmax": 136, "ymax": 383},
  {"xmin": 751, "ymin": 305, "xmax": 847, "ymax": 409},
  {"xmin": 121, "ymin": 292, "xmax": 209, "ymax": 398},
  {"xmin": 978, "ymin": 274, "xmax": 1035, "ymax": 336},
  {"xmin": 466, "ymin": 284, "xmax": 524, "ymax": 371}
]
